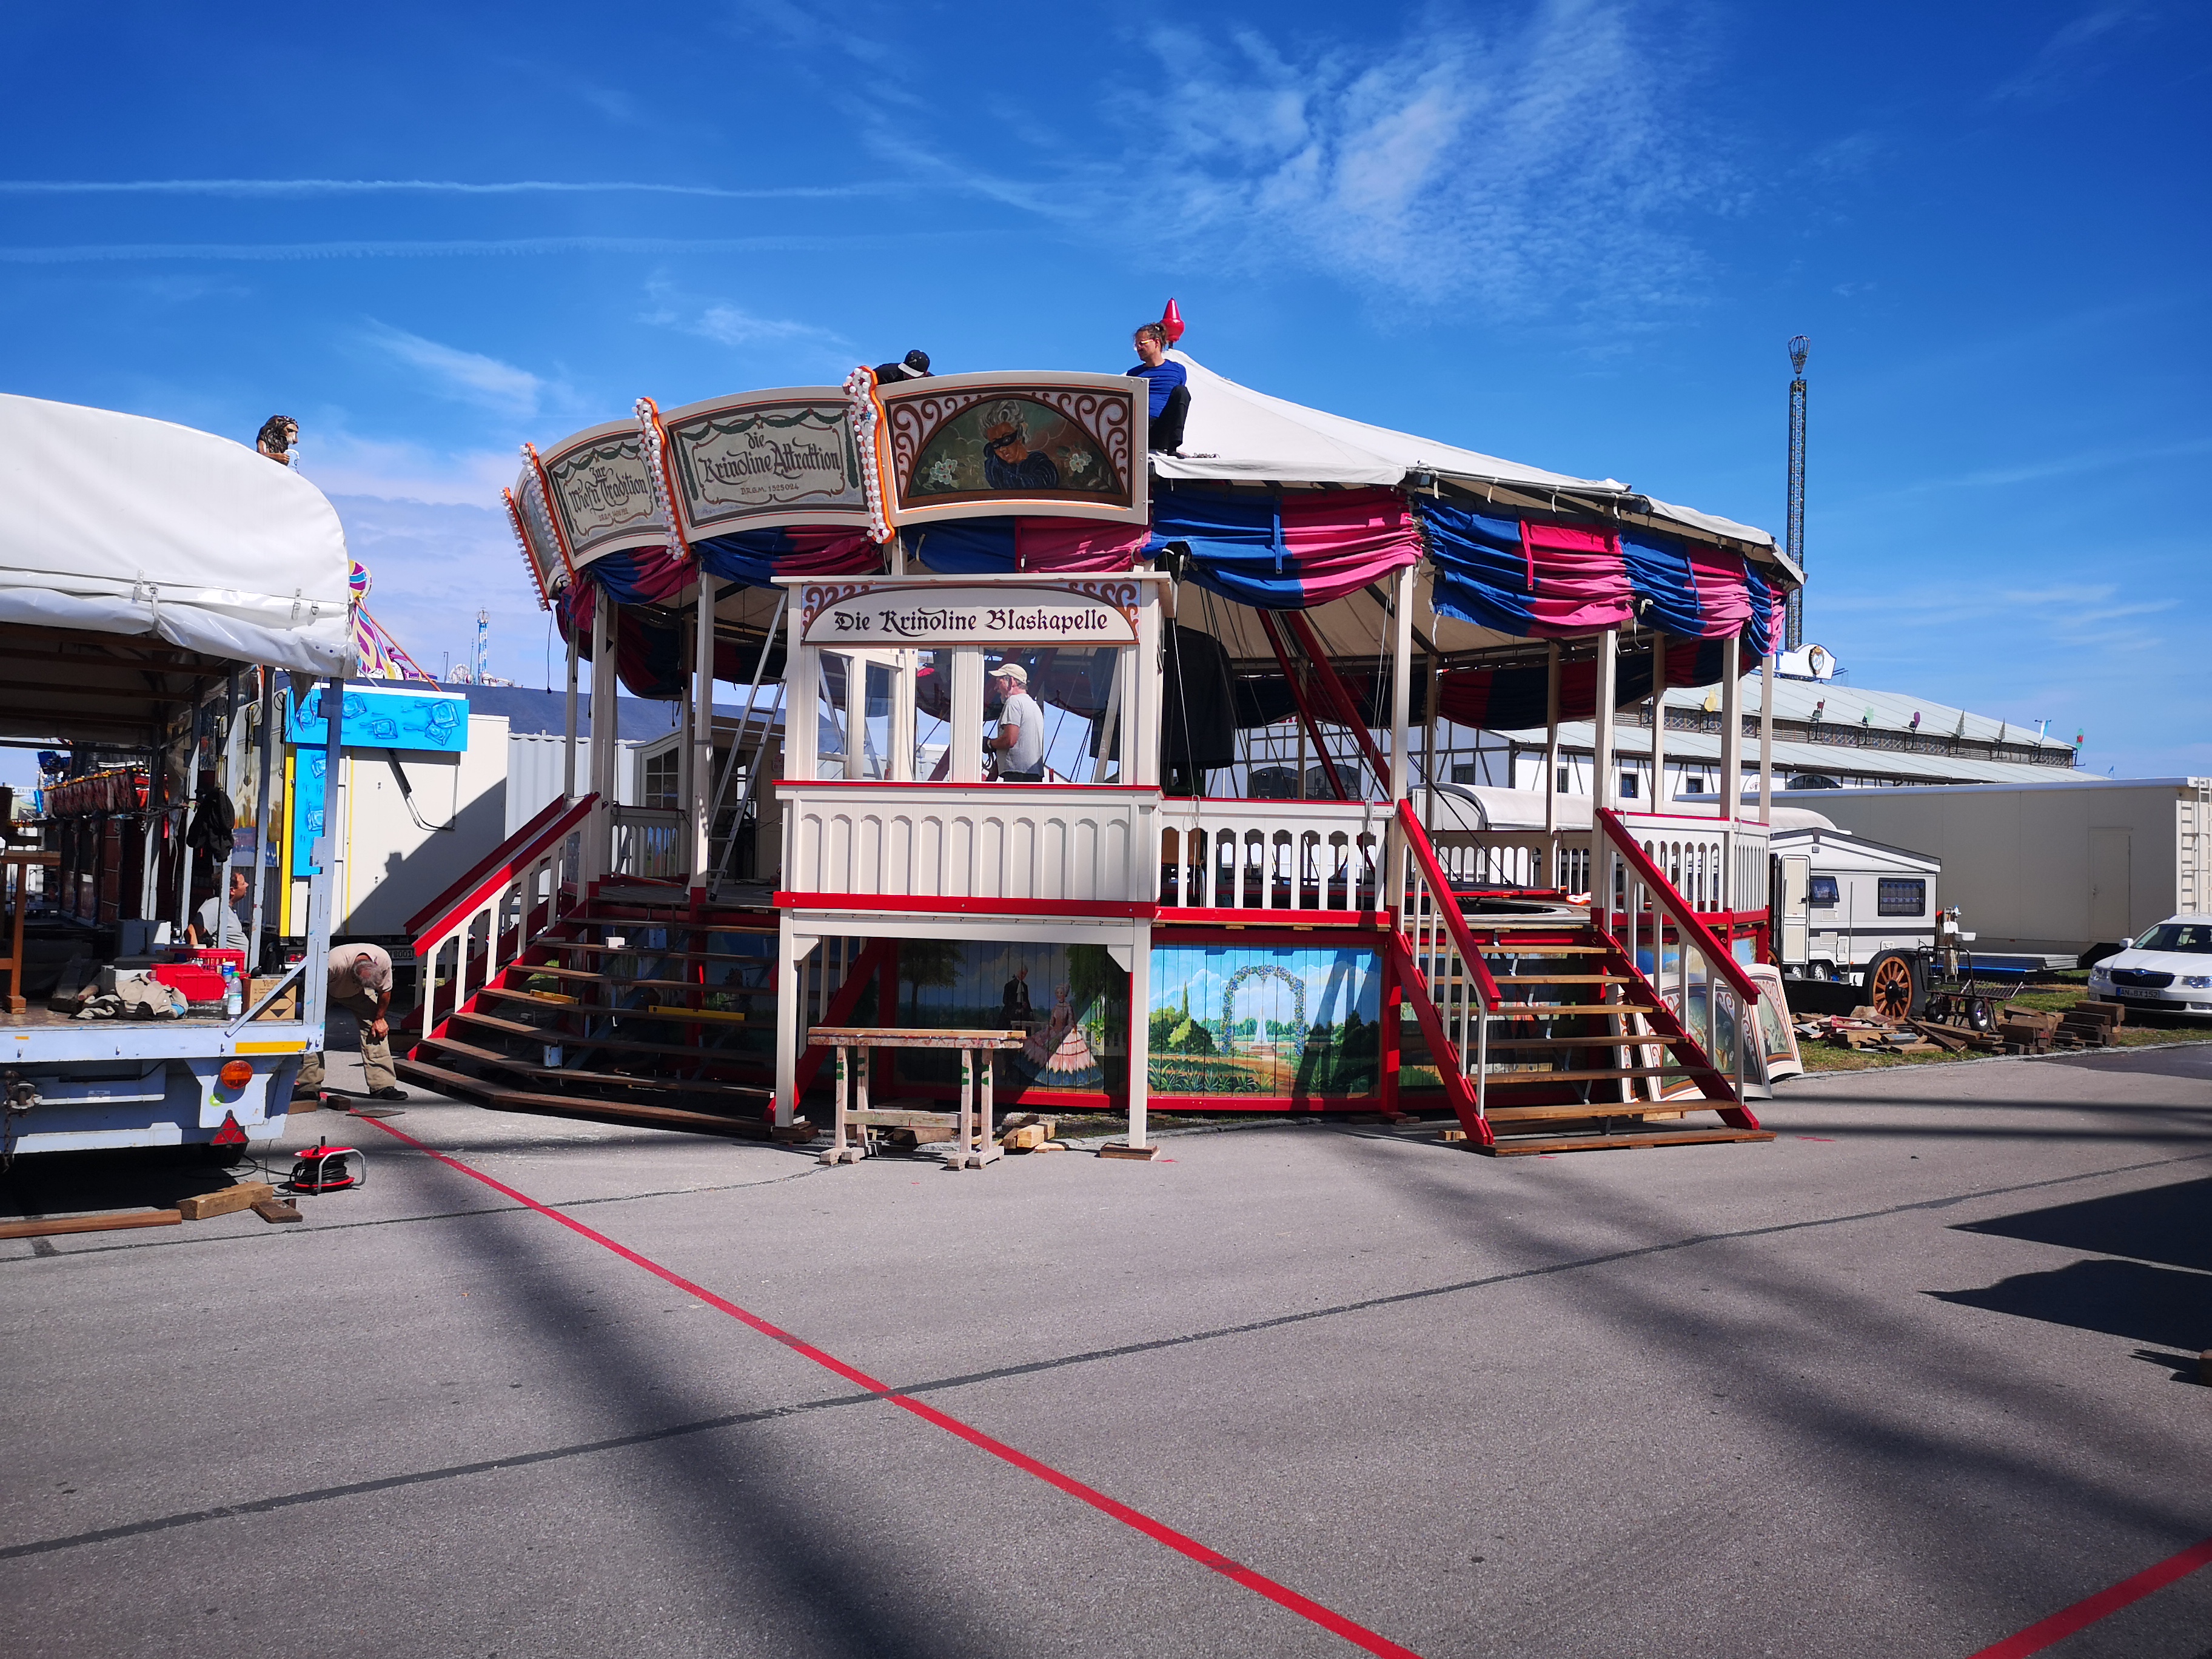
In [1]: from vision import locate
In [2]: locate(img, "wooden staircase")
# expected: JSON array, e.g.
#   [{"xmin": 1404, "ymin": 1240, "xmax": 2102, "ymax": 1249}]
[
  {"xmin": 1394, "ymin": 801, "xmax": 1774, "ymax": 1156},
  {"xmin": 398, "ymin": 878, "xmax": 803, "ymax": 1139}
]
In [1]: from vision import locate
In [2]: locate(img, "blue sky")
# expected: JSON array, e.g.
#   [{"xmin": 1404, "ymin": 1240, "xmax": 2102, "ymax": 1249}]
[{"xmin": 4, "ymin": 1, "xmax": 2205, "ymax": 777}]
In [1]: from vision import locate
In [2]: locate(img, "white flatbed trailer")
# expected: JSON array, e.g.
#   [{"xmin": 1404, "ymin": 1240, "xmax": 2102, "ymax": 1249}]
[{"xmin": 0, "ymin": 392, "xmax": 355, "ymax": 1158}]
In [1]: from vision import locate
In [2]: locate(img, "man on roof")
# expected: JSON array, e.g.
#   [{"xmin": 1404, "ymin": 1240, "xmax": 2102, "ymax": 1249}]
[{"xmin": 1127, "ymin": 323, "xmax": 1190, "ymax": 455}]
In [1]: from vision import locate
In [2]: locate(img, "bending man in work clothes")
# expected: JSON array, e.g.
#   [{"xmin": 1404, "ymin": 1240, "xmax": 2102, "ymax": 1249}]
[
  {"xmin": 987, "ymin": 662, "xmax": 1045, "ymax": 782},
  {"xmin": 296, "ymin": 944, "xmax": 406, "ymax": 1102}
]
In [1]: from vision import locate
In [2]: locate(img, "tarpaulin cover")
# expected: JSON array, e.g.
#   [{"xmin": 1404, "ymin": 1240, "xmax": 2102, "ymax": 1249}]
[
  {"xmin": 0, "ymin": 391, "xmax": 354, "ymax": 673},
  {"xmin": 1147, "ymin": 484, "xmax": 1419, "ymax": 609},
  {"xmin": 907, "ymin": 517, "xmax": 1149, "ymax": 575}
]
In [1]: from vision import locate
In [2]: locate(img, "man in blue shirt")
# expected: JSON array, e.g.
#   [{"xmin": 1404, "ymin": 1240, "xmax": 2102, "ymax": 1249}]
[{"xmin": 1127, "ymin": 324, "xmax": 1190, "ymax": 454}]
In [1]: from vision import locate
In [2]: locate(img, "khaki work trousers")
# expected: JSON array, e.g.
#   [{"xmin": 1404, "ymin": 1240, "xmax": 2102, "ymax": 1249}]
[{"xmin": 297, "ymin": 990, "xmax": 396, "ymax": 1093}]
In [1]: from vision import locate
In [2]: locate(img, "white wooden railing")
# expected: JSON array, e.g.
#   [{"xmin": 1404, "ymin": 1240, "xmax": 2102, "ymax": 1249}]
[
  {"xmin": 407, "ymin": 793, "xmax": 597, "ymax": 1037},
  {"xmin": 779, "ymin": 782, "xmax": 1158, "ymax": 904},
  {"xmin": 1155, "ymin": 798, "xmax": 1384, "ymax": 915},
  {"xmin": 612, "ymin": 806, "xmax": 684, "ymax": 881}
]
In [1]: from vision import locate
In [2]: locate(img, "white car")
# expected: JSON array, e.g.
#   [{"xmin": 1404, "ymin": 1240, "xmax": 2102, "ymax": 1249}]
[{"xmin": 2085, "ymin": 915, "xmax": 2212, "ymax": 1017}]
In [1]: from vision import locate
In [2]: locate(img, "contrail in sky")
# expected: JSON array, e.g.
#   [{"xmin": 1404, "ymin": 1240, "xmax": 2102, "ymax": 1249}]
[{"xmin": 0, "ymin": 178, "xmax": 885, "ymax": 198}]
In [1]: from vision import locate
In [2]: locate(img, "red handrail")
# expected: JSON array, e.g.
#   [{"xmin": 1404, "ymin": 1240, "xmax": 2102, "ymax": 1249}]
[
  {"xmin": 1395, "ymin": 799, "xmax": 1501, "ymax": 1010},
  {"xmin": 405, "ymin": 791, "xmax": 598, "ymax": 939},
  {"xmin": 1594, "ymin": 807, "xmax": 1762, "ymax": 1005}
]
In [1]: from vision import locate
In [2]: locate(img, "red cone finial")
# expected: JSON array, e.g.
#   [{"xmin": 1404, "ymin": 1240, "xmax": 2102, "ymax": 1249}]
[{"xmin": 1161, "ymin": 298, "xmax": 1185, "ymax": 345}]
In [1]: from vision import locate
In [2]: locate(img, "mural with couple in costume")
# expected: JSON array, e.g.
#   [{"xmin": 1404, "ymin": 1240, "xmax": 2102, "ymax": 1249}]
[{"xmin": 894, "ymin": 939, "xmax": 1128, "ymax": 1099}]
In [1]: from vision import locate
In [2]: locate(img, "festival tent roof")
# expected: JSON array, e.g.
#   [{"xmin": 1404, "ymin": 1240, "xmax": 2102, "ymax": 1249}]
[
  {"xmin": 1151, "ymin": 353, "xmax": 1778, "ymax": 553},
  {"xmin": 0, "ymin": 392, "xmax": 354, "ymax": 674}
]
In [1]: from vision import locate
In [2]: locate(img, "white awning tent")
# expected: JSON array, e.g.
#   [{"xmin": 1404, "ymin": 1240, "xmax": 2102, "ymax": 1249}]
[
  {"xmin": 1152, "ymin": 352, "xmax": 1780, "ymax": 554},
  {"xmin": 0, "ymin": 392, "xmax": 354, "ymax": 674}
]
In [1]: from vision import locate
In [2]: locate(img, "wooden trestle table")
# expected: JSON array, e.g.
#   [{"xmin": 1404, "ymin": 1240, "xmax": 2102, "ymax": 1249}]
[{"xmin": 808, "ymin": 1026, "xmax": 1026, "ymax": 1169}]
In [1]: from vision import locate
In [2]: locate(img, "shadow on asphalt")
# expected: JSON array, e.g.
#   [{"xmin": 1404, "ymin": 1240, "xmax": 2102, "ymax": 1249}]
[
  {"xmin": 2131, "ymin": 1349, "xmax": 2209, "ymax": 1386},
  {"xmin": 0, "ymin": 1143, "xmax": 263, "ymax": 1218},
  {"xmin": 1954, "ymin": 1176, "xmax": 2212, "ymax": 1272},
  {"xmin": 1929, "ymin": 1258, "xmax": 2212, "ymax": 1350}
]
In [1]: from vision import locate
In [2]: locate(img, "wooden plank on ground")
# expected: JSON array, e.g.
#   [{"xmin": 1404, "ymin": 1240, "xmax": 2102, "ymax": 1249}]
[
  {"xmin": 252, "ymin": 1198, "xmax": 304, "ymax": 1224},
  {"xmin": 0, "ymin": 1210, "xmax": 183, "ymax": 1239},
  {"xmin": 177, "ymin": 1182, "xmax": 276, "ymax": 1221}
]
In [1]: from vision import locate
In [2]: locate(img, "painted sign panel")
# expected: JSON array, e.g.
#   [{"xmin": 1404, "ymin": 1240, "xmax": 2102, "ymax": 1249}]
[
  {"xmin": 877, "ymin": 372, "xmax": 1145, "ymax": 528},
  {"xmin": 1147, "ymin": 945, "xmax": 1381, "ymax": 1099},
  {"xmin": 660, "ymin": 390, "xmax": 871, "ymax": 536},
  {"xmin": 284, "ymin": 684, "xmax": 470, "ymax": 752},
  {"xmin": 802, "ymin": 583, "xmax": 1138, "ymax": 646},
  {"xmin": 538, "ymin": 420, "xmax": 665, "ymax": 563}
]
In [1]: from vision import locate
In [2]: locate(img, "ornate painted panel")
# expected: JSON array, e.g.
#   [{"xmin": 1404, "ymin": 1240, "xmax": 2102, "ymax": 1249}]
[
  {"xmin": 875, "ymin": 372, "xmax": 1146, "ymax": 528},
  {"xmin": 535, "ymin": 419, "xmax": 666, "ymax": 566},
  {"xmin": 656, "ymin": 388, "xmax": 874, "ymax": 538}
]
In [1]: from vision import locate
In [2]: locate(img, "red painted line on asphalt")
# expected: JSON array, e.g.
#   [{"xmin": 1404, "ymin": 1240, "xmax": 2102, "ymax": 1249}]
[
  {"xmin": 361, "ymin": 1117, "xmax": 1424, "ymax": 1659},
  {"xmin": 1965, "ymin": 1533, "xmax": 2212, "ymax": 1658}
]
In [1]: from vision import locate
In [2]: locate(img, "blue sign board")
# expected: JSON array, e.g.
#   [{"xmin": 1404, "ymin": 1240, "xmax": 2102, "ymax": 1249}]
[
  {"xmin": 284, "ymin": 683, "xmax": 470, "ymax": 875},
  {"xmin": 284, "ymin": 684, "xmax": 469, "ymax": 752}
]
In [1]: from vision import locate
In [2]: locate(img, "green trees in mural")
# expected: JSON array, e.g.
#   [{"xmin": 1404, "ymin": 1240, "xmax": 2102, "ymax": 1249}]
[{"xmin": 899, "ymin": 939, "xmax": 964, "ymax": 1017}]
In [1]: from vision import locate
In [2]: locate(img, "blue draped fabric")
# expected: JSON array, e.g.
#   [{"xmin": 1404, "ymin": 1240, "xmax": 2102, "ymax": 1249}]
[
  {"xmin": 903, "ymin": 517, "xmax": 1019, "ymax": 575},
  {"xmin": 1618, "ymin": 529, "xmax": 1706, "ymax": 637},
  {"xmin": 1415, "ymin": 501, "xmax": 1538, "ymax": 634},
  {"xmin": 1744, "ymin": 560, "xmax": 1775, "ymax": 659},
  {"xmin": 1145, "ymin": 484, "xmax": 1419, "ymax": 610}
]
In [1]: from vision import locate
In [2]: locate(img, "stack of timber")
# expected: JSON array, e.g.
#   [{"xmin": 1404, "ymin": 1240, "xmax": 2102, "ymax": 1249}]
[
  {"xmin": 1995, "ymin": 1005, "xmax": 2064, "ymax": 1054},
  {"xmin": 2057, "ymin": 999, "xmax": 2125, "ymax": 1050}
]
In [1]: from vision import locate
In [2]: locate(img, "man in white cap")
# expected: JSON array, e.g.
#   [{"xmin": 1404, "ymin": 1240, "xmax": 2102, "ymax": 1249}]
[
  {"xmin": 987, "ymin": 662, "xmax": 1045, "ymax": 781},
  {"xmin": 296, "ymin": 943, "xmax": 406, "ymax": 1102}
]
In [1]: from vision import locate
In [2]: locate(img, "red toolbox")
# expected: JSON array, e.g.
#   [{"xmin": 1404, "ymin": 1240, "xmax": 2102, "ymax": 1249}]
[{"xmin": 152, "ymin": 962, "xmax": 227, "ymax": 1002}]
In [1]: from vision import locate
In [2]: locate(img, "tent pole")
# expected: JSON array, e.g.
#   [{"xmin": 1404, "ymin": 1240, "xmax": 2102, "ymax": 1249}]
[
  {"xmin": 691, "ymin": 578, "xmax": 716, "ymax": 892},
  {"xmin": 1590, "ymin": 629, "xmax": 1617, "ymax": 910},
  {"xmin": 1650, "ymin": 633, "xmax": 1669, "ymax": 809},
  {"xmin": 1759, "ymin": 646, "xmax": 1775, "ymax": 826},
  {"xmin": 562, "ymin": 612, "xmax": 579, "ymax": 800}
]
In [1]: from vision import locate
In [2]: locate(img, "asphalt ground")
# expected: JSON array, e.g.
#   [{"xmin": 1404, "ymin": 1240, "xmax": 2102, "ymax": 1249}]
[{"xmin": 2, "ymin": 1043, "xmax": 2208, "ymax": 1658}]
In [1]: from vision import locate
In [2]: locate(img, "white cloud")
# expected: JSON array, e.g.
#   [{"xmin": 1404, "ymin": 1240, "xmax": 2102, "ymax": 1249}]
[
  {"xmin": 1991, "ymin": 7, "xmax": 2146, "ymax": 103},
  {"xmin": 363, "ymin": 323, "xmax": 552, "ymax": 418},
  {"xmin": 296, "ymin": 431, "xmax": 517, "ymax": 508},
  {"xmin": 1102, "ymin": 4, "xmax": 1729, "ymax": 314},
  {"xmin": 693, "ymin": 304, "xmax": 848, "ymax": 348}
]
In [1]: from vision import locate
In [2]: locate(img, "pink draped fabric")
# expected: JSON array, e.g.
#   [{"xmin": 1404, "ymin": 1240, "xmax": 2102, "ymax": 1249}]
[
  {"xmin": 1278, "ymin": 488, "xmax": 1421, "ymax": 606},
  {"xmin": 1520, "ymin": 521, "xmax": 1634, "ymax": 634}
]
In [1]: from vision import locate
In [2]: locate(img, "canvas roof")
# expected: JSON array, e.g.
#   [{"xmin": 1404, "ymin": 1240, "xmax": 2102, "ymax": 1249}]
[
  {"xmin": 1151, "ymin": 353, "xmax": 1778, "ymax": 552},
  {"xmin": 0, "ymin": 392, "xmax": 353, "ymax": 673}
]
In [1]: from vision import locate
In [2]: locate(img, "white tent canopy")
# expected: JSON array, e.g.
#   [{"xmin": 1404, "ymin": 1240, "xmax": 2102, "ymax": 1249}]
[
  {"xmin": 1151, "ymin": 352, "xmax": 1777, "ymax": 552},
  {"xmin": 0, "ymin": 392, "xmax": 354, "ymax": 674}
]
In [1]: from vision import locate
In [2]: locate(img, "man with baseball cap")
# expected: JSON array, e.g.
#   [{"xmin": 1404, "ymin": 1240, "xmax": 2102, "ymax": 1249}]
[
  {"xmin": 987, "ymin": 662, "xmax": 1045, "ymax": 782},
  {"xmin": 296, "ymin": 942, "xmax": 405, "ymax": 1102}
]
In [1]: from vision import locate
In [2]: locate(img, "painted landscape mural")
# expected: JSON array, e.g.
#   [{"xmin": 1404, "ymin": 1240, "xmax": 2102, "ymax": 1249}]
[{"xmin": 1147, "ymin": 945, "xmax": 1381, "ymax": 1099}]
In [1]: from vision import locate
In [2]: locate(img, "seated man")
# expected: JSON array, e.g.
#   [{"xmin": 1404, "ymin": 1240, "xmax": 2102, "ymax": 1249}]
[
  {"xmin": 188, "ymin": 866, "xmax": 252, "ymax": 950},
  {"xmin": 1127, "ymin": 323, "xmax": 1190, "ymax": 454},
  {"xmin": 985, "ymin": 663, "xmax": 1046, "ymax": 782}
]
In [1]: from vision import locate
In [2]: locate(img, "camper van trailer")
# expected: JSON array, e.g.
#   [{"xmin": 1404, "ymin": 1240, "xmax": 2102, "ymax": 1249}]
[{"xmin": 1769, "ymin": 824, "xmax": 1942, "ymax": 1013}]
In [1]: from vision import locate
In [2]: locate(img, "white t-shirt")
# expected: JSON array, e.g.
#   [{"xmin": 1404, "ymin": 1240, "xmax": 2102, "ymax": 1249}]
[{"xmin": 999, "ymin": 689, "xmax": 1045, "ymax": 776}]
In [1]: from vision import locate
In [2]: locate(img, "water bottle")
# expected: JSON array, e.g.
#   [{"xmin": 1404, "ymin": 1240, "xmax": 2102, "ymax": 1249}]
[{"xmin": 223, "ymin": 963, "xmax": 243, "ymax": 1020}]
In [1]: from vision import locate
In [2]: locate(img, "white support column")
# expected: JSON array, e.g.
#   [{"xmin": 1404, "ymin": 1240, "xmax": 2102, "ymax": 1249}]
[
  {"xmin": 774, "ymin": 922, "xmax": 811, "ymax": 1128},
  {"xmin": 589, "ymin": 594, "xmax": 616, "ymax": 880},
  {"xmin": 562, "ymin": 612, "xmax": 579, "ymax": 800},
  {"xmin": 1543, "ymin": 642, "xmax": 1561, "ymax": 884},
  {"xmin": 1649, "ymin": 632, "xmax": 1669, "ymax": 809},
  {"xmin": 950, "ymin": 650, "xmax": 984, "ymax": 783},
  {"xmin": 1718, "ymin": 632, "xmax": 1742, "ymax": 910},
  {"xmin": 1758, "ymin": 648, "xmax": 1775, "ymax": 825},
  {"xmin": 1389, "ymin": 561, "xmax": 1415, "ymax": 802},
  {"xmin": 1124, "ymin": 920, "xmax": 1151, "ymax": 1150},
  {"xmin": 691, "ymin": 580, "xmax": 716, "ymax": 890},
  {"xmin": 1589, "ymin": 628, "xmax": 1618, "ymax": 904}
]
